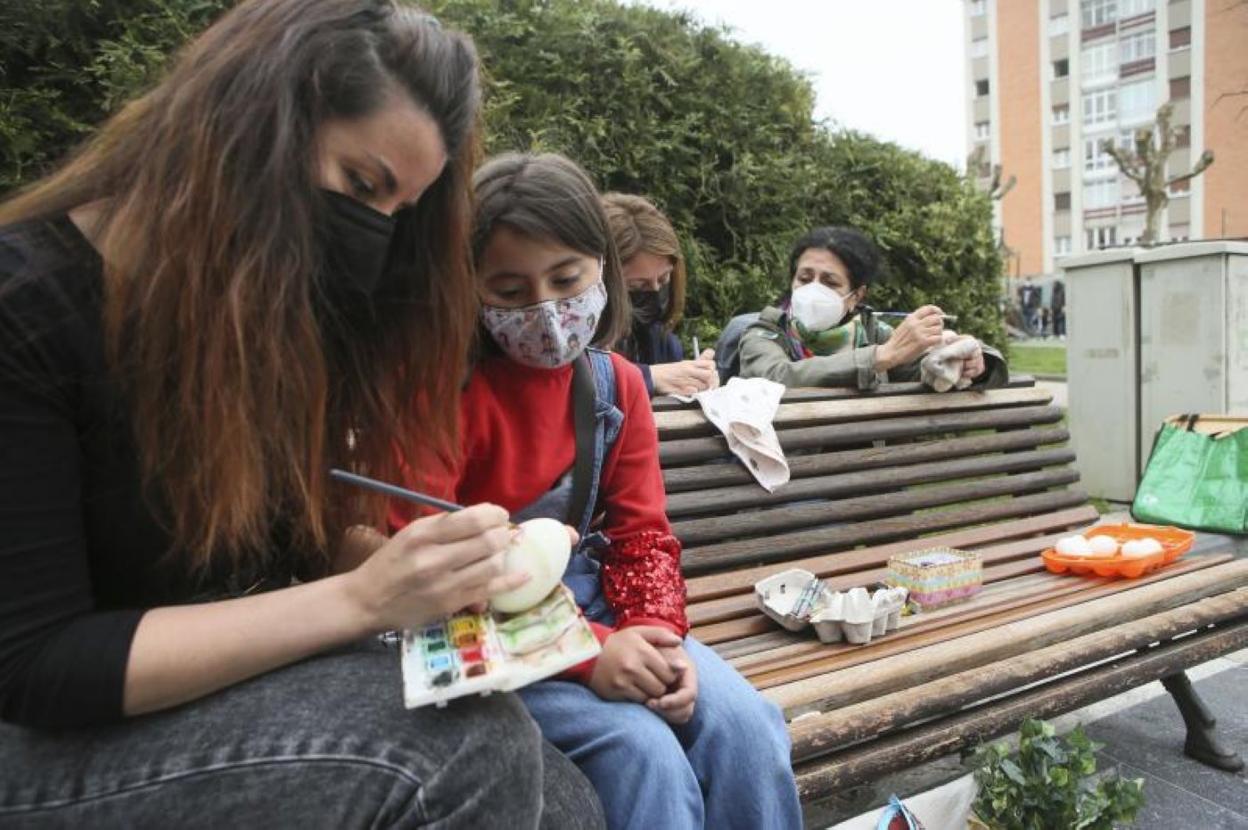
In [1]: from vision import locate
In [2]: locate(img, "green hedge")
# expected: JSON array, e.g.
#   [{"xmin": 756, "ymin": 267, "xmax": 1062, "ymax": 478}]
[{"xmin": 0, "ymin": 0, "xmax": 1004, "ymax": 350}]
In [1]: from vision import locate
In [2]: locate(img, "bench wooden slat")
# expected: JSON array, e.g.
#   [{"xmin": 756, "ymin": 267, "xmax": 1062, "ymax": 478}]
[
  {"xmin": 676, "ymin": 468, "xmax": 1080, "ymax": 547},
  {"xmin": 687, "ymin": 531, "xmax": 1068, "ymax": 627},
  {"xmin": 695, "ymin": 565, "xmax": 1095, "ymax": 648},
  {"xmin": 788, "ymin": 587, "xmax": 1248, "ymax": 763},
  {"xmin": 764, "ymin": 555, "xmax": 1248, "ymax": 715},
  {"xmin": 655, "ymin": 387, "xmax": 1053, "ymax": 438},
  {"xmin": 649, "ymin": 375, "xmax": 1038, "ymax": 412},
  {"xmin": 684, "ymin": 504, "xmax": 1099, "ymax": 601},
  {"xmin": 726, "ymin": 572, "xmax": 1066, "ymax": 674},
  {"xmin": 751, "ymin": 554, "xmax": 1232, "ymax": 691},
  {"xmin": 664, "ymin": 427, "xmax": 1070, "ymax": 493},
  {"xmin": 667, "ymin": 447, "xmax": 1076, "ymax": 517},
  {"xmin": 681, "ymin": 474, "xmax": 1083, "ymax": 570},
  {"xmin": 660, "ymin": 405, "xmax": 1065, "ymax": 466},
  {"xmin": 792, "ymin": 616, "xmax": 1248, "ymax": 799}
]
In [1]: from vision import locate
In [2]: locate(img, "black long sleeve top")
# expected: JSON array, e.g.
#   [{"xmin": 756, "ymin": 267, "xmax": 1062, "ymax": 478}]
[{"xmin": 0, "ymin": 216, "xmax": 296, "ymax": 728}]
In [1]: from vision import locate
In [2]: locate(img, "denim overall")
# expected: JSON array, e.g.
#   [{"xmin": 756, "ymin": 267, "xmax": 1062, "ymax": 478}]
[
  {"xmin": 514, "ymin": 349, "xmax": 801, "ymax": 830},
  {"xmin": 511, "ymin": 348, "xmax": 623, "ymax": 626}
]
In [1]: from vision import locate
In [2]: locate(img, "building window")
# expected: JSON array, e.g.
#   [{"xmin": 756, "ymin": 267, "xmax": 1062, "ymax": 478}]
[
  {"xmin": 1055, "ymin": 235, "xmax": 1073, "ymax": 255},
  {"xmin": 1050, "ymin": 14, "xmax": 1071, "ymax": 35},
  {"xmin": 971, "ymin": 37, "xmax": 989, "ymax": 58},
  {"xmin": 1170, "ymin": 27, "xmax": 1191, "ymax": 49},
  {"xmin": 1175, "ymin": 124, "xmax": 1191, "ymax": 147},
  {"xmin": 1055, "ymin": 192, "xmax": 1072, "ymax": 211},
  {"xmin": 1120, "ymin": 31, "xmax": 1156, "ymax": 64},
  {"xmin": 1084, "ymin": 137, "xmax": 1117, "ymax": 175},
  {"xmin": 970, "ymin": 0, "xmax": 986, "ymax": 17},
  {"xmin": 1082, "ymin": 88, "xmax": 1118, "ymax": 127},
  {"xmin": 1081, "ymin": 0, "xmax": 1117, "ymax": 29},
  {"xmin": 975, "ymin": 78, "xmax": 990, "ymax": 97},
  {"xmin": 1086, "ymin": 225, "xmax": 1119, "ymax": 249},
  {"xmin": 1170, "ymin": 76, "xmax": 1191, "ymax": 99},
  {"xmin": 1169, "ymin": 224, "xmax": 1189, "ymax": 241},
  {"xmin": 1118, "ymin": 0, "xmax": 1154, "ymax": 18},
  {"xmin": 1053, "ymin": 104, "xmax": 1071, "ymax": 124},
  {"xmin": 1169, "ymin": 177, "xmax": 1190, "ymax": 194},
  {"xmin": 1052, "ymin": 58, "xmax": 1070, "ymax": 79},
  {"xmin": 974, "ymin": 121, "xmax": 991, "ymax": 140},
  {"xmin": 1082, "ymin": 43, "xmax": 1117, "ymax": 86},
  {"xmin": 1085, "ymin": 179, "xmax": 1120, "ymax": 209},
  {"xmin": 1119, "ymin": 79, "xmax": 1157, "ymax": 123},
  {"xmin": 1053, "ymin": 148, "xmax": 1072, "ymax": 168}
]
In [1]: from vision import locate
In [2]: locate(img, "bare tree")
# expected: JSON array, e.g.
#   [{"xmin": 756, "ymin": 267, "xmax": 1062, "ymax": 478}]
[{"xmin": 1102, "ymin": 102, "xmax": 1214, "ymax": 245}]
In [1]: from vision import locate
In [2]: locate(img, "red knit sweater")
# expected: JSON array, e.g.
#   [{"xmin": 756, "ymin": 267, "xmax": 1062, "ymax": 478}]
[{"xmin": 390, "ymin": 352, "xmax": 688, "ymax": 681}]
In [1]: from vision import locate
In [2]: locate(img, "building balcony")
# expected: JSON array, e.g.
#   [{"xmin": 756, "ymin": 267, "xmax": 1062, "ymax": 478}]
[
  {"xmin": 1120, "ymin": 57, "xmax": 1155, "ymax": 78},
  {"xmin": 1081, "ymin": 21, "xmax": 1116, "ymax": 42}
]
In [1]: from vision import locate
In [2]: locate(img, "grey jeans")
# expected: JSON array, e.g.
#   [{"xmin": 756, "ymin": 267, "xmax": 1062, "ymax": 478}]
[{"xmin": 0, "ymin": 641, "xmax": 603, "ymax": 829}]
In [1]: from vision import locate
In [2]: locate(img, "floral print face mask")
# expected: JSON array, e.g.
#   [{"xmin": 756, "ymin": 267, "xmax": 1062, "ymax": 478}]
[{"xmin": 481, "ymin": 274, "xmax": 608, "ymax": 369}]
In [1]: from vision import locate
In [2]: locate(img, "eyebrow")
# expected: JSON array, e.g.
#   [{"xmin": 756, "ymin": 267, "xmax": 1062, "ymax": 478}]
[{"xmin": 486, "ymin": 255, "xmax": 586, "ymax": 282}]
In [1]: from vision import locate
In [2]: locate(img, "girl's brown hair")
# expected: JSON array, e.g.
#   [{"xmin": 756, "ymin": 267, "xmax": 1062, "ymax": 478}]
[
  {"xmin": 471, "ymin": 153, "xmax": 630, "ymax": 349},
  {"xmin": 601, "ymin": 192, "xmax": 687, "ymax": 332},
  {"xmin": 0, "ymin": 0, "xmax": 482, "ymax": 572}
]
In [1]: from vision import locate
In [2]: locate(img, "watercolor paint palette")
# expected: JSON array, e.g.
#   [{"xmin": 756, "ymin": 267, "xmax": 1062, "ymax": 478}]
[{"xmin": 401, "ymin": 584, "xmax": 600, "ymax": 709}]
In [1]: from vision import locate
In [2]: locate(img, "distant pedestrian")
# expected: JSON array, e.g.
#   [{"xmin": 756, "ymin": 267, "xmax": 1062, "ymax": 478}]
[{"xmin": 1051, "ymin": 279, "xmax": 1066, "ymax": 339}]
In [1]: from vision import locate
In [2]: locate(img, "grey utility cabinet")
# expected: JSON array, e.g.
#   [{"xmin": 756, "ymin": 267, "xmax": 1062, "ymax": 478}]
[{"xmin": 1062, "ymin": 241, "xmax": 1248, "ymax": 502}]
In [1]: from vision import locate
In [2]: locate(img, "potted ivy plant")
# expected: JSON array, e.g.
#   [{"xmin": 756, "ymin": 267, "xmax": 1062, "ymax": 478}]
[{"xmin": 969, "ymin": 718, "xmax": 1145, "ymax": 829}]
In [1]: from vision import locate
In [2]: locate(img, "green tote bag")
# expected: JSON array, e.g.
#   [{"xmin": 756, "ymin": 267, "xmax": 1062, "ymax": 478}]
[{"xmin": 1132, "ymin": 414, "xmax": 1248, "ymax": 535}]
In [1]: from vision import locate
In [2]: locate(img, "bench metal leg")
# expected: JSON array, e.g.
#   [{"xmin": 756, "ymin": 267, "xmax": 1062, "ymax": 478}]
[{"xmin": 1161, "ymin": 671, "xmax": 1245, "ymax": 772}]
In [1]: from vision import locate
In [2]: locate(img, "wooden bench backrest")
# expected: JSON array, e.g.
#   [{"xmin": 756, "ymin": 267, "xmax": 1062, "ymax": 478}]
[{"xmin": 654, "ymin": 379, "xmax": 1096, "ymax": 639}]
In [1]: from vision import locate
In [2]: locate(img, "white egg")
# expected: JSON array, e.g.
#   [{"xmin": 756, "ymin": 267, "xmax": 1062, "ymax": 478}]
[
  {"xmin": 490, "ymin": 518, "xmax": 572, "ymax": 613},
  {"xmin": 1087, "ymin": 535, "xmax": 1120, "ymax": 558},
  {"xmin": 1055, "ymin": 535, "xmax": 1092, "ymax": 557},
  {"xmin": 1121, "ymin": 538, "xmax": 1164, "ymax": 559}
]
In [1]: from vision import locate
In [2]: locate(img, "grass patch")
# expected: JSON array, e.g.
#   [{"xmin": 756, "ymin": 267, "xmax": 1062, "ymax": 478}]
[{"xmin": 1008, "ymin": 343, "xmax": 1067, "ymax": 378}]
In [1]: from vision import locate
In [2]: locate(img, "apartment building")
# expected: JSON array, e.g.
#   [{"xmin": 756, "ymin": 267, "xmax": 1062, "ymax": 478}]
[{"xmin": 965, "ymin": 0, "xmax": 1248, "ymax": 278}]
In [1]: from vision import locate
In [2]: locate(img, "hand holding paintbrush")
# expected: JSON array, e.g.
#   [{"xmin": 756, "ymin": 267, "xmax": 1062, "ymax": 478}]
[{"xmin": 327, "ymin": 469, "xmax": 530, "ymax": 631}]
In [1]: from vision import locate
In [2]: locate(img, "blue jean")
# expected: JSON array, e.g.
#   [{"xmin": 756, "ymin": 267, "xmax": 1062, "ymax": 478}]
[
  {"xmin": 0, "ymin": 640, "xmax": 602, "ymax": 829},
  {"xmin": 520, "ymin": 638, "xmax": 801, "ymax": 830}
]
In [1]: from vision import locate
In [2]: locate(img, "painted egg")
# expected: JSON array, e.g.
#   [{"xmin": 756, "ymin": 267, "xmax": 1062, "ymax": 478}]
[
  {"xmin": 490, "ymin": 518, "xmax": 572, "ymax": 613},
  {"xmin": 1087, "ymin": 535, "xmax": 1120, "ymax": 558},
  {"xmin": 1121, "ymin": 538, "xmax": 1164, "ymax": 559},
  {"xmin": 1055, "ymin": 535, "xmax": 1092, "ymax": 557}
]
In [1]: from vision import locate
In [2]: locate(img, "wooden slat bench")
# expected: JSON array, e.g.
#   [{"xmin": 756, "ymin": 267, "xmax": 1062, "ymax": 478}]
[{"xmin": 653, "ymin": 377, "xmax": 1248, "ymax": 815}]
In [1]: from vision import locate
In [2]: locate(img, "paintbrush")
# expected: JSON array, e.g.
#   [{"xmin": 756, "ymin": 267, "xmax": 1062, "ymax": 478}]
[{"xmin": 330, "ymin": 468, "xmax": 464, "ymax": 513}]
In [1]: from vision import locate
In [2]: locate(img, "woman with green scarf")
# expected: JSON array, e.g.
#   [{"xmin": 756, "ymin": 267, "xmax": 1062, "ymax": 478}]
[{"xmin": 737, "ymin": 226, "xmax": 1007, "ymax": 390}]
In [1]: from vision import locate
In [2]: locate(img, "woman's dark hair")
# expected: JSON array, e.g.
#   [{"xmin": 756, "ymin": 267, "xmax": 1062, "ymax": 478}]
[
  {"xmin": 471, "ymin": 153, "xmax": 631, "ymax": 349},
  {"xmin": 787, "ymin": 226, "xmax": 881, "ymax": 289},
  {"xmin": 0, "ymin": 0, "xmax": 482, "ymax": 571}
]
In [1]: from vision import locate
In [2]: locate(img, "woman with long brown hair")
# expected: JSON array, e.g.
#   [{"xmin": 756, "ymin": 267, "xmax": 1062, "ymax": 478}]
[{"xmin": 0, "ymin": 1, "xmax": 600, "ymax": 825}]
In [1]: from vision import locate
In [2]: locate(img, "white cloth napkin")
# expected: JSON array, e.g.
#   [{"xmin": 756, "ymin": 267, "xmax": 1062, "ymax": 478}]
[
  {"xmin": 674, "ymin": 377, "xmax": 790, "ymax": 491},
  {"xmin": 919, "ymin": 336, "xmax": 980, "ymax": 392}
]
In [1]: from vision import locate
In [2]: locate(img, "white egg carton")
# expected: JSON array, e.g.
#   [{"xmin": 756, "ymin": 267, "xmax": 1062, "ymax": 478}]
[{"xmin": 754, "ymin": 568, "xmax": 909, "ymax": 645}]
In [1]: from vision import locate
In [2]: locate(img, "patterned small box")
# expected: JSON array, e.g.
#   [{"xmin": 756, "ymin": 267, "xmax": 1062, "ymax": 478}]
[{"xmin": 885, "ymin": 547, "xmax": 982, "ymax": 609}]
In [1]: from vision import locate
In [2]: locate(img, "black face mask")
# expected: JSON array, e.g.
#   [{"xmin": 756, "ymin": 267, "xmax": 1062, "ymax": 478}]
[
  {"xmin": 629, "ymin": 282, "xmax": 670, "ymax": 327},
  {"xmin": 318, "ymin": 189, "xmax": 397, "ymax": 298}
]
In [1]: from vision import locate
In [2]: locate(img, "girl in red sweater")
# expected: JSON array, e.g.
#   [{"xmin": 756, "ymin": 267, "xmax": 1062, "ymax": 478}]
[{"xmin": 393, "ymin": 153, "xmax": 799, "ymax": 829}]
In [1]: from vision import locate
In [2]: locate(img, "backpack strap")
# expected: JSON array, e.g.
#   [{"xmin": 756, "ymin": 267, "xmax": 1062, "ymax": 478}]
[{"xmin": 567, "ymin": 353, "xmax": 597, "ymax": 528}]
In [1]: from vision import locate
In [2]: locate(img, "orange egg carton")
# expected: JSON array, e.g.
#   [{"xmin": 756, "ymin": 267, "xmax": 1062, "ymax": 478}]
[{"xmin": 1041, "ymin": 523, "xmax": 1195, "ymax": 579}]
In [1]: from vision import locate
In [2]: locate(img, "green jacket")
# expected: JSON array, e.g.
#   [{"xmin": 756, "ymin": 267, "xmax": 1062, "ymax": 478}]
[{"xmin": 737, "ymin": 306, "xmax": 1008, "ymax": 391}]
